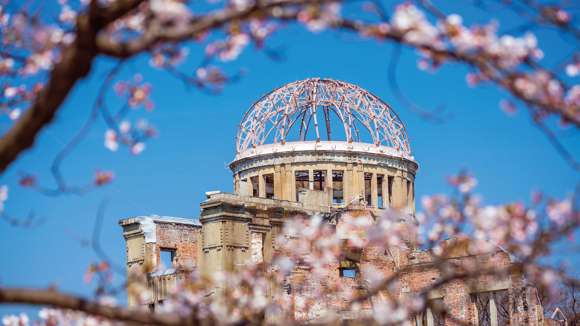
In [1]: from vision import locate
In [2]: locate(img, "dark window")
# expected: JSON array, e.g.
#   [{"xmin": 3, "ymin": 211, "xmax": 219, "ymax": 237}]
[
  {"xmin": 332, "ymin": 170, "xmax": 344, "ymax": 205},
  {"xmin": 250, "ymin": 176, "xmax": 259, "ymax": 197},
  {"xmin": 263, "ymin": 174, "xmax": 274, "ymax": 199},
  {"xmin": 313, "ymin": 170, "xmax": 326, "ymax": 191},
  {"xmin": 387, "ymin": 176, "xmax": 394, "ymax": 205},
  {"xmin": 377, "ymin": 174, "xmax": 384, "ymax": 208},
  {"xmin": 364, "ymin": 172, "xmax": 372, "ymax": 206},
  {"xmin": 339, "ymin": 240, "xmax": 360, "ymax": 278},
  {"xmin": 160, "ymin": 248, "xmax": 176, "ymax": 269},
  {"xmin": 295, "ymin": 170, "xmax": 309, "ymax": 200}
]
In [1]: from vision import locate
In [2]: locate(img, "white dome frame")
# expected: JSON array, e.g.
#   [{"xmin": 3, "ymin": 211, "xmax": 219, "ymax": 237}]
[{"xmin": 236, "ymin": 78, "xmax": 411, "ymax": 156}]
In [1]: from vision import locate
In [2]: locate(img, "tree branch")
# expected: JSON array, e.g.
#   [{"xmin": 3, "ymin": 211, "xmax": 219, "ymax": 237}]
[
  {"xmin": 0, "ymin": 287, "xmax": 196, "ymax": 326},
  {"xmin": 0, "ymin": 0, "xmax": 145, "ymax": 174}
]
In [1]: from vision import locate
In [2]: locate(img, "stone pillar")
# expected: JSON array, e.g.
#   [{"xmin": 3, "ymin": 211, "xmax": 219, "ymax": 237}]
[
  {"xmin": 274, "ymin": 165, "xmax": 283, "ymax": 199},
  {"xmin": 258, "ymin": 174, "xmax": 266, "ymax": 198},
  {"xmin": 354, "ymin": 163, "xmax": 364, "ymax": 202},
  {"xmin": 119, "ymin": 217, "xmax": 158, "ymax": 307},
  {"xmin": 392, "ymin": 176, "xmax": 404, "ymax": 209},
  {"xmin": 371, "ymin": 173, "xmax": 378, "ymax": 208},
  {"xmin": 381, "ymin": 175, "xmax": 388, "ymax": 209},
  {"xmin": 490, "ymin": 295, "xmax": 499, "ymax": 326},
  {"xmin": 344, "ymin": 163, "xmax": 354, "ymax": 204},
  {"xmin": 402, "ymin": 176, "xmax": 409, "ymax": 210},
  {"xmin": 200, "ymin": 201, "xmax": 251, "ymax": 280},
  {"xmin": 426, "ymin": 308, "xmax": 434, "ymax": 326},
  {"xmin": 233, "ymin": 173, "xmax": 239, "ymax": 194},
  {"xmin": 409, "ymin": 179, "xmax": 415, "ymax": 214},
  {"xmin": 327, "ymin": 167, "xmax": 333, "ymax": 205},
  {"xmin": 284, "ymin": 164, "xmax": 297, "ymax": 201}
]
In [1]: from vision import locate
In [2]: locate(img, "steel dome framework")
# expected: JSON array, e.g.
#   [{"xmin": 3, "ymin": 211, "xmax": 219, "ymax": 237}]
[{"xmin": 236, "ymin": 78, "xmax": 411, "ymax": 156}]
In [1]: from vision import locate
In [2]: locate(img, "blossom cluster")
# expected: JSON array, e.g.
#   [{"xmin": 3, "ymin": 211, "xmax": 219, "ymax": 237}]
[
  {"xmin": 0, "ymin": 3, "xmax": 74, "ymax": 121},
  {"xmin": 104, "ymin": 118, "xmax": 157, "ymax": 155},
  {"xmin": 356, "ymin": 3, "xmax": 578, "ymax": 122}
]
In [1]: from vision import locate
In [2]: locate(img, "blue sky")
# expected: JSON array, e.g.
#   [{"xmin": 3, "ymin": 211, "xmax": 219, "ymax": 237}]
[{"xmin": 0, "ymin": 0, "xmax": 578, "ymax": 316}]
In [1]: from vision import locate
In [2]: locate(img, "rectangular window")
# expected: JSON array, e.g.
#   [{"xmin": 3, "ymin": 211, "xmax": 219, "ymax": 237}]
[
  {"xmin": 159, "ymin": 248, "xmax": 176, "ymax": 269},
  {"xmin": 332, "ymin": 170, "xmax": 344, "ymax": 205},
  {"xmin": 263, "ymin": 174, "xmax": 274, "ymax": 199},
  {"xmin": 250, "ymin": 176, "xmax": 259, "ymax": 197},
  {"xmin": 377, "ymin": 174, "xmax": 384, "ymax": 208},
  {"xmin": 388, "ymin": 175, "xmax": 394, "ymax": 205},
  {"xmin": 295, "ymin": 170, "xmax": 309, "ymax": 200},
  {"xmin": 250, "ymin": 232, "xmax": 265, "ymax": 264},
  {"xmin": 364, "ymin": 172, "xmax": 372, "ymax": 206},
  {"xmin": 313, "ymin": 170, "xmax": 326, "ymax": 191}
]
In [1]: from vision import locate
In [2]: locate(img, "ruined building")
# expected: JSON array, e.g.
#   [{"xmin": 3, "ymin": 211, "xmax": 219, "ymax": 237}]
[{"xmin": 119, "ymin": 79, "xmax": 544, "ymax": 325}]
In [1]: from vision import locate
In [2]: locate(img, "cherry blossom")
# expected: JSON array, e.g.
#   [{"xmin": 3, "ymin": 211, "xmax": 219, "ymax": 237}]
[
  {"xmin": 0, "ymin": 185, "xmax": 7, "ymax": 214},
  {"xmin": 114, "ymin": 76, "xmax": 154, "ymax": 110},
  {"xmin": 298, "ymin": 4, "xmax": 341, "ymax": 32}
]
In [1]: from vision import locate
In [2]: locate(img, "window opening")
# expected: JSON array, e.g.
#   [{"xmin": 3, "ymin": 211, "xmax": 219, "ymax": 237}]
[
  {"xmin": 160, "ymin": 248, "xmax": 176, "ymax": 269},
  {"xmin": 332, "ymin": 170, "xmax": 344, "ymax": 205},
  {"xmin": 295, "ymin": 170, "xmax": 309, "ymax": 200},
  {"xmin": 377, "ymin": 174, "xmax": 384, "ymax": 208},
  {"xmin": 387, "ymin": 176, "xmax": 394, "ymax": 205},
  {"xmin": 364, "ymin": 172, "xmax": 372, "ymax": 206},
  {"xmin": 339, "ymin": 240, "xmax": 360, "ymax": 278},
  {"xmin": 250, "ymin": 176, "xmax": 259, "ymax": 197},
  {"xmin": 313, "ymin": 170, "xmax": 326, "ymax": 191},
  {"xmin": 263, "ymin": 174, "xmax": 274, "ymax": 199}
]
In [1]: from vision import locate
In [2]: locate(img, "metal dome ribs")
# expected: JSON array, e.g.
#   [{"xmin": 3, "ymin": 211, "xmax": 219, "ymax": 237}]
[{"xmin": 236, "ymin": 78, "xmax": 411, "ymax": 156}]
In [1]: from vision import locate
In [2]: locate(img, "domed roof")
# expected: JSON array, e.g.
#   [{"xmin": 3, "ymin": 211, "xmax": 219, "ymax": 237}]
[{"xmin": 236, "ymin": 78, "xmax": 411, "ymax": 156}]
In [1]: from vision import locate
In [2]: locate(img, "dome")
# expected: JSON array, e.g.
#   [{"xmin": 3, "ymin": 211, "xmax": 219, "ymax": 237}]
[{"xmin": 236, "ymin": 78, "xmax": 411, "ymax": 157}]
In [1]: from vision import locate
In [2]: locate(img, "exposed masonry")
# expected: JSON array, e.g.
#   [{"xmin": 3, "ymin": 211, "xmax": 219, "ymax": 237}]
[{"xmin": 119, "ymin": 78, "xmax": 544, "ymax": 325}]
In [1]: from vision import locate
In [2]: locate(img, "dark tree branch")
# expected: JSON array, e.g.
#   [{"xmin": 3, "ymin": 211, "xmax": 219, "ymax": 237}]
[{"xmin": 0, "ymin": 287, "xmax": 196, "ymax": 326}]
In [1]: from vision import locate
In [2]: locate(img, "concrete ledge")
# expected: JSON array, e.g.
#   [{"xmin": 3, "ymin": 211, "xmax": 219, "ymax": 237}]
[{"xmin": 119, "ymin": 215, "xmax": 201, "ymax": 227}]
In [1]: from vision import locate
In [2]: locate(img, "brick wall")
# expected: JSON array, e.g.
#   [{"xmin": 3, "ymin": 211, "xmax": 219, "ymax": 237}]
[{"xmin": 155, "ymin": 222, "xmax": 200, "ymax": 270}]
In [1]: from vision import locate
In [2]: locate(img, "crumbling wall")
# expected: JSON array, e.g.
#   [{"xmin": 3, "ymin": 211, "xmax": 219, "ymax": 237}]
[{"xmin": 155, "ymin": 222, "xmax": 201, "ymax": 270}]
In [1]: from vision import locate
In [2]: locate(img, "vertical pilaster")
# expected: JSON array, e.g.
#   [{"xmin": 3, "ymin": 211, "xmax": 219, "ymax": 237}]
[
  {"xmin": 258, "ymin": 174, "xmax": 265, "ymax": 198},
  {"xmin": 345, "ymin": 163, "xmax": 353, "ymax": 203},
  {"xmin": 490, "ymin": 296, "xmax": 499, "ymax": 326},
  {"xmin": 274, "ymin": 165, "xmax": 283, "ymax": 199},
  {"xmin": 327, "ymin": 167, "xmax": 333, "ymax": 205},
  {"xmin": 392, "ymin": 175, "xmax": 404, "ymax": 209},
  {"xmin": 402, "ymin": 175, "xmax": 409, "ymax": 210},
  {"xmin": 382, "ymin": 175, "xmax": 389, "ymax": 208},
  {"xmin": 354, "ymin": 163, "xmax": 364, "ymax": 202},
  {"xmin": 371, "ymin": 173, "xmax": 378, "ymax": 208},
  {"xmin": 409, "ymin": 179, "xmax": 415, "ymax": 214}
]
